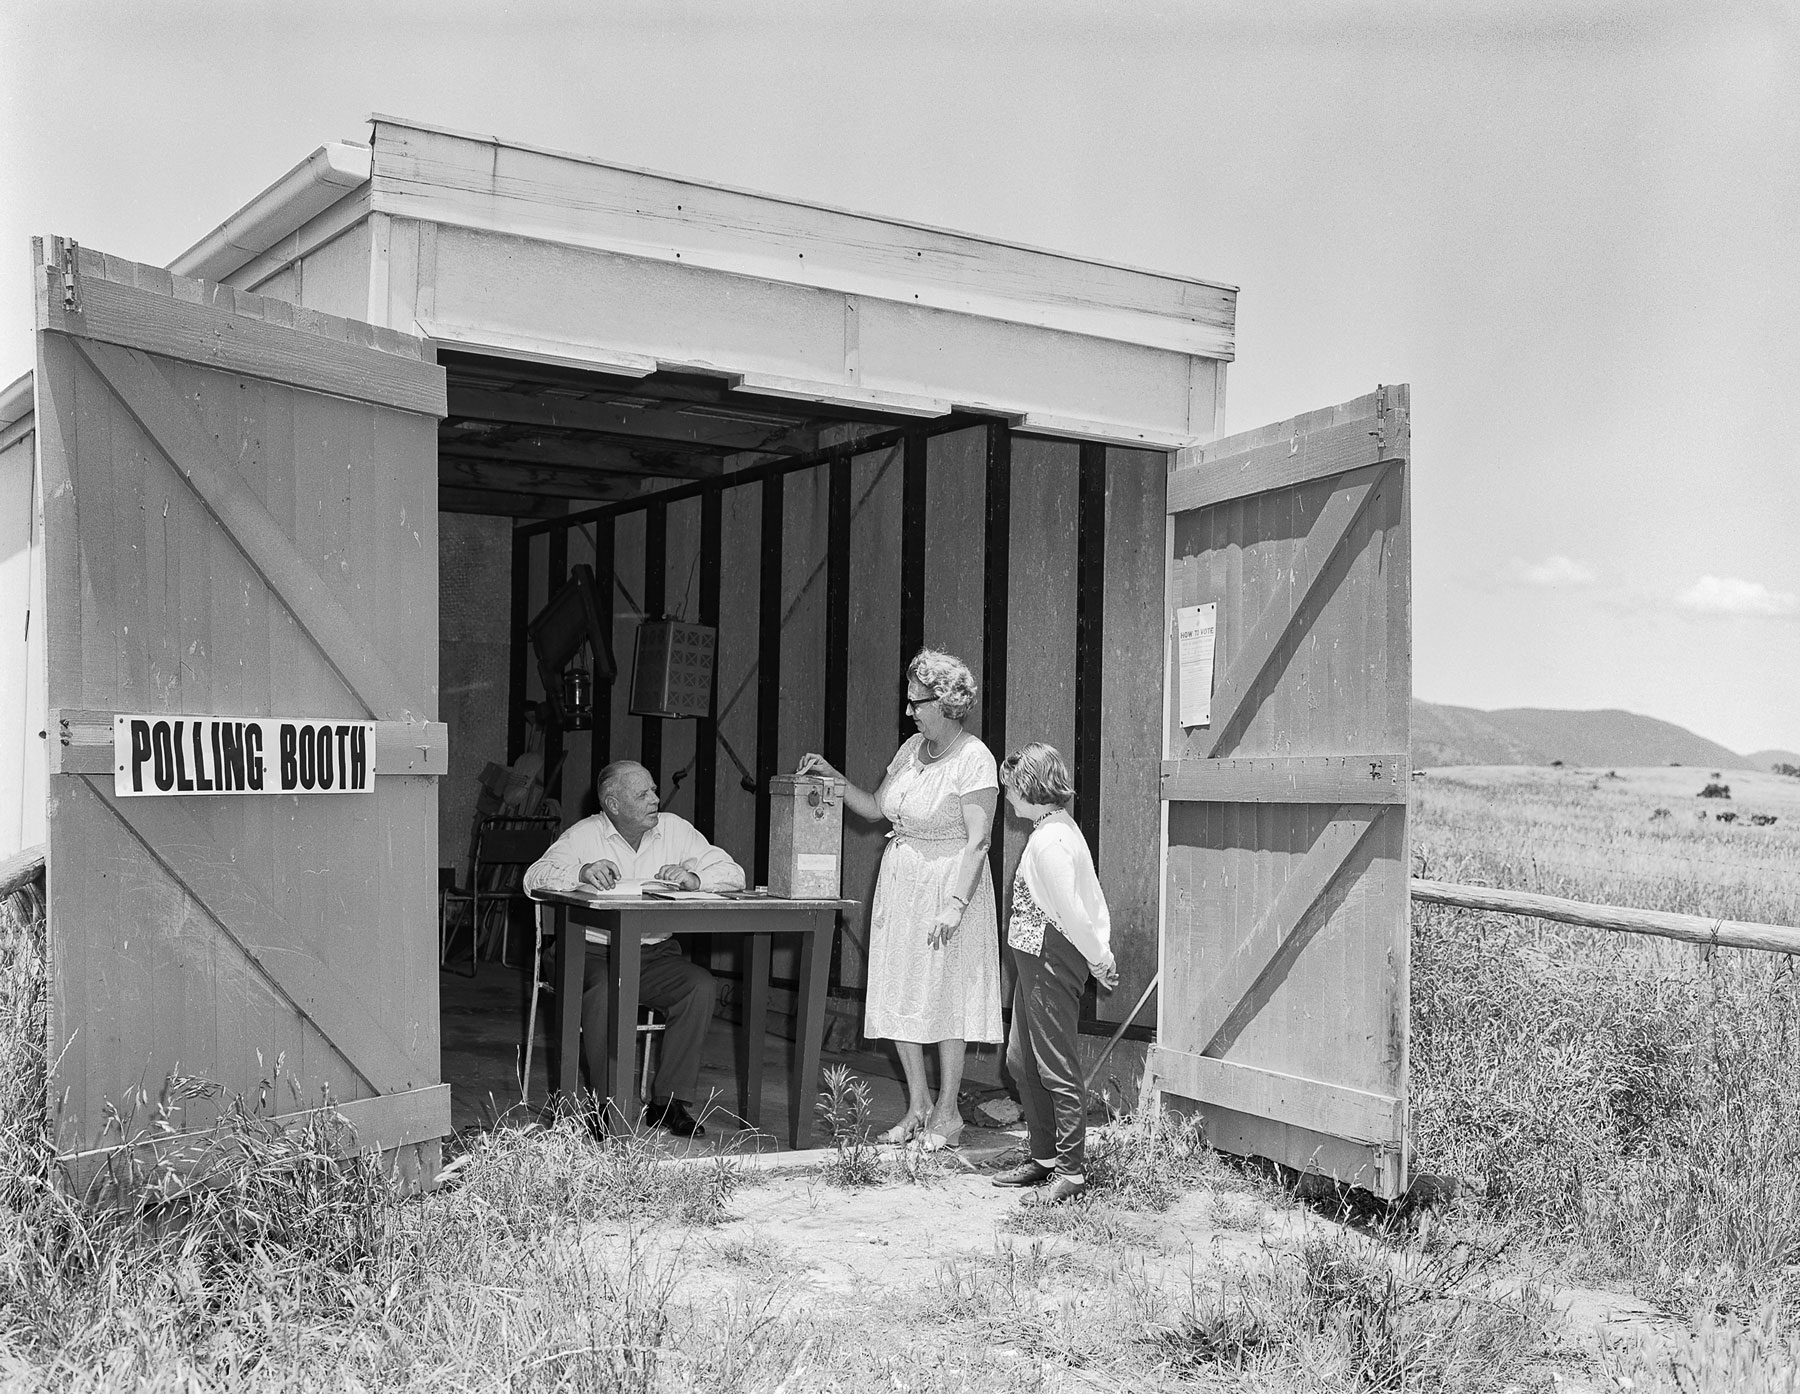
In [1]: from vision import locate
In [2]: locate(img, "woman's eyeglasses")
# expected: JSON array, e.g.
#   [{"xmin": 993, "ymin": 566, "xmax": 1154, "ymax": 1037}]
[{"xmin": 904, "ymin": 695, "xmax": 937, "ymax": 712}]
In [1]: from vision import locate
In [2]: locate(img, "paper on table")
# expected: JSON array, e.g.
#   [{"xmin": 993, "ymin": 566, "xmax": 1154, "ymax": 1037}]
[
  {"xmin": 1176, "ymin": 603, "xmax": 1217, "ymax": 728},
  {"xmin": 574, "ymin": 877, "xmax": 675, "ymax": 898},
  {"xmin": 643, "ymin": 890, "xmax": 728, "ymax": 901}
]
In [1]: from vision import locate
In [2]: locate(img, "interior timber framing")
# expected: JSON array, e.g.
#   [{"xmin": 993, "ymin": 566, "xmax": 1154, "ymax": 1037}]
[{"xmin": 503, "ymin": 412, "xmax": 1166, "ymax": 1032}]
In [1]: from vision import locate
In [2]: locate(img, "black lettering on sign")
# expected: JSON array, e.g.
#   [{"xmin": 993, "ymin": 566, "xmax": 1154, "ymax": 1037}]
[
  {"xmin": 151, "ymin": 721, "xmax": 175, "ymax": 791},
  {"xmin": 191, "ymin": 721, "xmax": 213, "ymax": 792},
  {"xmin": 129, "ymin": 720, "xmax": 152, "ymax": 793},
  {"xmin": 117, "ymin": 716, "xmax": 378, "ymax": 795},
  {"xmin": 172, "ymin": 720, "xmax": 194, "ymax": 791},
  {"xmin": 296, "ymin": 725, "xmax": 316, "ymax": 791},
  {"xmin": 221, "ymin": 723, "xmax": 246, "ymax": 791}
]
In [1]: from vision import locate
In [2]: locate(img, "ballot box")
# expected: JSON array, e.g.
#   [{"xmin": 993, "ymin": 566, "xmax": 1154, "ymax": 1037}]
[{"xmin": 767, "ymin": 774, "xmax": 846, "ymax": 898}]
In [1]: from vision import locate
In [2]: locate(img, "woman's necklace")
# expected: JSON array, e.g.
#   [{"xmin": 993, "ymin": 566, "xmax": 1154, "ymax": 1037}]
[{"xmin": 922, "ymin": 728, "xmax": 964, "ymax": 762}]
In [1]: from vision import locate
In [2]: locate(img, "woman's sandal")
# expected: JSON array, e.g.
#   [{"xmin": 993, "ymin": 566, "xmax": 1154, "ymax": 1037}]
[
  {"xmin": 920, "ymin": 1118, "xmax": 965, "ymax": 1152},
  {"xmin": 878, "ymin": 1111, "xmax": 929, "ymax": 1145}
]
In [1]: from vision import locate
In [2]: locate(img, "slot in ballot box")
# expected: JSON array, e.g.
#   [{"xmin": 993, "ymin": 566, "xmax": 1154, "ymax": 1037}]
[{"xmin": 767, "ymin": 774, "xmax": 846, "ymax": 898}]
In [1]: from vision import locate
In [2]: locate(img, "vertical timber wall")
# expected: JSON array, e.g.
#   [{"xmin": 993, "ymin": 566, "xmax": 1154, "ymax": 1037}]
[{"xmin": 514, "ymin": 425, "xmax": 1166, "ymax": 1042}]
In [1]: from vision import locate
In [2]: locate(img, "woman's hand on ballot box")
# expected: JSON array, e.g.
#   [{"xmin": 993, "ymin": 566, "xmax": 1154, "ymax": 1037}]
[
  {"xmin": 795, "ymin": 753, "xmax": 884, "ymax": 825},
  {"xmin": 795, "ymin": 753, "xmax": 841, "ymax": 781}
]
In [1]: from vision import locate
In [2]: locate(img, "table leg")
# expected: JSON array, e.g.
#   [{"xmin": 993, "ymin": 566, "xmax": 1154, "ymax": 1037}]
[
  {"xmin": 790, "ymin": 916, "xmax": 833, "ymax": 1149},
  {"xmin": 738, "ymin": 933, "xmax": 770, "ymax": 1132},
  {"xmin": 607, "ymin": 920, "xmax": 643, "ymax": 1131},
  {"xmin": 554, "ymin": 907, "xmax": 585, "ymax": 1102}
]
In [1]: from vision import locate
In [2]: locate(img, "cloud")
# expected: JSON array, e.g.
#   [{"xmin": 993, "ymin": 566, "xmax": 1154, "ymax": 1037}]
[
  {"xmin": 1677, "ymin": 576, "xmax": 1800, "ymax": 618},
  {"xmin": 1509, "ymin": 555, "xmax": 1597, "ymax": 588}
]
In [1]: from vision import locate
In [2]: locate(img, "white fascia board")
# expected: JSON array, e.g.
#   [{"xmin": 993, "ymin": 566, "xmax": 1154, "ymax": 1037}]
[
  {"xmin": 368, "ymin": 115, "xmax": 1237, "ymax": 361},
  {"xmin": 169, "ymin": 142, "xmax": 372, "ymax": 284}
]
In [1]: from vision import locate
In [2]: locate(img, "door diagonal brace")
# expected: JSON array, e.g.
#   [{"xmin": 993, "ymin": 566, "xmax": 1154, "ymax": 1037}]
[
  {"xmin": 1191, "ymin": 805, "xmax": 1383, "ymax": 1056},
  {"xmin": 72, "ymin": 339, "xmax": 427, "ymax": 720},
  {"xmin": 82, "ymin": 776, "xmax": 424, "ymax": 1094},
  {"xmin": 1202, "ymin": 462, "xmax": 1390, "ymax": 758}
]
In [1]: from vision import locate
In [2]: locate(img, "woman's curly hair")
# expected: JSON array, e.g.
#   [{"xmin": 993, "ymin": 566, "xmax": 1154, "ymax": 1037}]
[{"xmin": 908, "ymin": 648, "xmax": 977, "ymax": 722}]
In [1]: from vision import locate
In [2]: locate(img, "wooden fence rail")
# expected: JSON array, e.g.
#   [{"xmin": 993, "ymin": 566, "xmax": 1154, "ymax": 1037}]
[{"xmin": 1410, "ymin": 877, "xmax": 1800, "ymax": 956}]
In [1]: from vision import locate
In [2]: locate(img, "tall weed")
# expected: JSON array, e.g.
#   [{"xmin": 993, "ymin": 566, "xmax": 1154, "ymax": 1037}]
[{"xmin": 815, "ymin": 1064, "xmax": 884, "ymax": 1187}]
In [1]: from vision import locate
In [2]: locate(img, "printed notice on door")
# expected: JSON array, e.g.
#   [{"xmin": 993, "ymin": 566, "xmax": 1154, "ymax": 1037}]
[
  {"xmin": 1176, "ymin": 603, "xmax": 1217, "ymax": 727},
  {"xmin": 114, "ymin": 715, "xmax": 377, "ymax": 797}
]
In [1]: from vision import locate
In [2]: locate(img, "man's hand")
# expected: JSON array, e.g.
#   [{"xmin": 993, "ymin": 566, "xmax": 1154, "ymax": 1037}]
[
  {"xmin": 578, "ymin": 859, "xmax": 622, "ymax": 891},
  {"xmin": 1090, "ymin": 952, "xmax": 1120, "ymax": 992},
  {"xmin": 655, "ymin": 863, "xmax": 701, "ymax": 891}
]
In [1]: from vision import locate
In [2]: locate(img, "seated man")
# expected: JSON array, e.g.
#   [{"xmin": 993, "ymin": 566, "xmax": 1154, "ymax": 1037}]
[{"xmin": 524, "ymin": 760, "xmax": 745, "ymax": 1136}]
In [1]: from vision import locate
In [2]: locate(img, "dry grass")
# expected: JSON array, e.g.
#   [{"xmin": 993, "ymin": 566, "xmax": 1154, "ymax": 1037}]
[
  {"xmin": 1412, "ymin": 765, "xmax": 1800, "ymax": 1332},
  {"xmin": 0, "ymin": 874, "xmax": 47, "ymax": 1216},
  {"xmin": 1157, "ymin": 1230, "xmax": 1565, "ymax": 1391},
  {"xmin": 0, "ymin": 1100, "xmax": 756, "ymax": 1392}
]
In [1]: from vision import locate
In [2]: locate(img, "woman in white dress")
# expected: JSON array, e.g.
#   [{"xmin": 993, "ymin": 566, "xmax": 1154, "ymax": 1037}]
[{"xmin": 797, "ymin": 648, "xmax": 1001, "ymax": 1148}]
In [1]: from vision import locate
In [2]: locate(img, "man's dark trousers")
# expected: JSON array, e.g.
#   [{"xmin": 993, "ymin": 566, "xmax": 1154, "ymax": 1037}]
[{"xmin": 574, "ymin": 938, "xmax": 717, "ymax": 1107}]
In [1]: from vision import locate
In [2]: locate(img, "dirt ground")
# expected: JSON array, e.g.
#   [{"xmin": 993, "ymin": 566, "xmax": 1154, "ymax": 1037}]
[{"xmin": 566, "ymin": 1136, "xmax": 1680, "ymax": 1393}]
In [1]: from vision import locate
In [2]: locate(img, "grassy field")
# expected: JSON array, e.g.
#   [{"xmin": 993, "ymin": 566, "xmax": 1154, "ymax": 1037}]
[
  {"xmin": 1410, "ymin": 765, "xmax": 1800, "ymax": 1331},
  {"xmin": 4, "ymin": 764, "xmax": 1800, "ymax": 1390},
  {"xmin": 1412, "ymin": 763, "xmax": 1800, "ymax": 927}
]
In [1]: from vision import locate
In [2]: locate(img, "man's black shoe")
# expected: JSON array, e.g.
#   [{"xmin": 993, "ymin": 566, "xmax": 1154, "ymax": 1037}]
[{"xmin": 644, "ymin": 1098, "xmax": 704, "ymax": 1138}]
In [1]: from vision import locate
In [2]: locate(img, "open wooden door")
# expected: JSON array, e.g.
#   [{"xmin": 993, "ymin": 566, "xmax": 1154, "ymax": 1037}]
[
  {"xmin": 1153, "ymin": 386, "xmax": 1411, "ymax": 1198},
  {"xmin": 33, "ymin": 239, "xmax": 451, "ymax": 1182}
]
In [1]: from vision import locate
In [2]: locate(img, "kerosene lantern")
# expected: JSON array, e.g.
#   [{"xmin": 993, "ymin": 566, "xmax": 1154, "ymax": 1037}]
[{"xmin": 560, "ymin": 649, "xmax": 594, "ymax": 730}]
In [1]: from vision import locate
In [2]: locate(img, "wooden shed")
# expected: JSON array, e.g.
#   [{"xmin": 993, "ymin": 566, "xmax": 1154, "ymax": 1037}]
[{"xmin": 0, "ymin": 115, "xmax": 1412, "ymax": 1195}]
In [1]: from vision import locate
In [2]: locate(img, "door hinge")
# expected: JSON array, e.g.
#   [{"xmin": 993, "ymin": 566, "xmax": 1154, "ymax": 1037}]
[{"xmin": 61, "ymin": 240, "xmax": 81, "ymax": 314}]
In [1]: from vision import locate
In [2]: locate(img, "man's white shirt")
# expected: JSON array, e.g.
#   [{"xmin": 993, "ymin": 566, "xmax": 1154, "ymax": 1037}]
[{"xmin": 523, "ymin": 811, "xmax": 747, "ymax": 945}]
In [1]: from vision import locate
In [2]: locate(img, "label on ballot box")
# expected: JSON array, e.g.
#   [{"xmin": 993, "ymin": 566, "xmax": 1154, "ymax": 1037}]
[{"xmin": 767, "ymin": 774, "xmax": 846, "ymax": 898}]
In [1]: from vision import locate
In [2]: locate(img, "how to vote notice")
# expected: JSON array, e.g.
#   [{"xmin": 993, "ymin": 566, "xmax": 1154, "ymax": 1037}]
[{"xmin": 113, "ymin": 716, "xmax": 377, "ymax": 797}]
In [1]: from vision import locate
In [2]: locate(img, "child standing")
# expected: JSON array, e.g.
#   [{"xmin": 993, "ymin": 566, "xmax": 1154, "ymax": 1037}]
[{"xmin": 992, "ymin": 742, "xmax": 1119, "ymax": 1202}]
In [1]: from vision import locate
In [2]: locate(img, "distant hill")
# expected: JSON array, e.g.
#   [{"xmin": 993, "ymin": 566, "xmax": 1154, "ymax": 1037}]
[
  {"xmin": 1413, "ymin": 701, "xmax": 1756, "ymax": 770},
  {"xmin": 1747, "ymin": 749, "xmax": 1800, "ymax": 774}
]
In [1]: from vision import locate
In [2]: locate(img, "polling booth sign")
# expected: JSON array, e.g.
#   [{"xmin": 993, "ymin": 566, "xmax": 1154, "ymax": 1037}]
[{"xmin": 114, "ymin": 715, "xmax": 378, "ymax": 797}]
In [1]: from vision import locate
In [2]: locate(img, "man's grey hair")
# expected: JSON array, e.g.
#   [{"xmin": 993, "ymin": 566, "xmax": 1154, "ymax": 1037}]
[{"xmin": 597, "ymin": 760, "xmax": 651, "ymax": 811}]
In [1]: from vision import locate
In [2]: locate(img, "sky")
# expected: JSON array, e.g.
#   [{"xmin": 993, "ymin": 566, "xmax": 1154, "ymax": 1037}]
[{"xmin": 2, "ymin": 0, "xmax": 1795, "ymax": 754}]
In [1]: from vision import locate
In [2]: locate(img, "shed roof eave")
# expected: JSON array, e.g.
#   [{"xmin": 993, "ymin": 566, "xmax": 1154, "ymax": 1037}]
[
  {"xmin": 168, "ymin": 142, "xmax": 371, "ymax": 284},
  {"xmin": 0, "ymin": 372, "xmax": 33, "ymax": 432},
  {"xmin": 367, "ymin": 112, "xmax": 1240, "ymax": 301}
]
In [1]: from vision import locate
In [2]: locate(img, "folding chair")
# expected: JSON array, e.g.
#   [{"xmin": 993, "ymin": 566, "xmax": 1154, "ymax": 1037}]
[
  {"xmin": 519, "ymin": 904, "xmax": 666, "ymax": 1107},
  {"xmin": 439, "ymin": 814, "xmax": 562, "ymax": 971}
]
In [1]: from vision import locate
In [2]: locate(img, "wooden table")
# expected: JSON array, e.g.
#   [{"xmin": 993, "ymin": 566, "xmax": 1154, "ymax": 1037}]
[{"xmin": 537, "ymin": 893, "xmax": 853, "ymax": 1148}]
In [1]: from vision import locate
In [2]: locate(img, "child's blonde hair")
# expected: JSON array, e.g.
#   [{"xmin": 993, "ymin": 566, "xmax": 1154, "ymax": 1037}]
[{"xmin": 1000, "ymin": 741, "xmax": 1075, "ymax": 808}]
